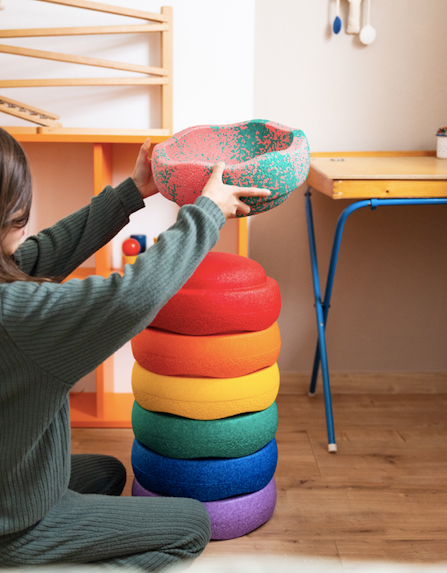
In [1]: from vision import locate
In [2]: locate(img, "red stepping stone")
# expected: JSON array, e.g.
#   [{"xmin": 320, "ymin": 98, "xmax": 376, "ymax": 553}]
[{"xmin": 151, "ymin": 252, "xmax": 281, "ymax": 335}]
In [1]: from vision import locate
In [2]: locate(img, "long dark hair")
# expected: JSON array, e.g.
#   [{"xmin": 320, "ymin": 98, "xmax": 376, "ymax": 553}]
[{"xmin": 0, "ymin": 127, "xmax": 36, "ymax": 283}]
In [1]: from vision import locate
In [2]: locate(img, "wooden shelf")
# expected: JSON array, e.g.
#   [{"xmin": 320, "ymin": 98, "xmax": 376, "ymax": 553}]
[
  {"xmin": 70, "ymin": 392, "xmax": 134, "ymax": 428},
  {"xmin": 4, "ymin": 126, "xmax": 169, "ymax": 144}
]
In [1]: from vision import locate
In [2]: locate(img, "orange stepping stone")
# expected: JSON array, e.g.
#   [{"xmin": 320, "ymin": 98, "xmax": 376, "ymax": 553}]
[{"xmin": 132, "ymin": 322, "xmax": 281, "ymax": 378}]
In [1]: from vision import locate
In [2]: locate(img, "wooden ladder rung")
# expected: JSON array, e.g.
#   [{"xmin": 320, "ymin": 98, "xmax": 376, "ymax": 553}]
[
  {"xmin": 0, "ymin": 44, "xmax": 169, "ymax": 76},
  {"xmin": 0, "ymin": 78, "xmax": 168, "ymax": 88},
  {"xmin": 0, "ymin": 24, "xmax": 169, "ymax": 38},
  {"xmin": 36, "ymin": 0, "xmax": 169, "ymax": 23}
]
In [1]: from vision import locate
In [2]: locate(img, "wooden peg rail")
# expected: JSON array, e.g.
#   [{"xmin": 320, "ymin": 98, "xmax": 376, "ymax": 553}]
[
  {"xmin": 0, "ymin": 24, "xmax": 169, "ymax": 38},
  {"xmin": 0, "ymin": 95, "xmax": 62, "ymax": 127}
]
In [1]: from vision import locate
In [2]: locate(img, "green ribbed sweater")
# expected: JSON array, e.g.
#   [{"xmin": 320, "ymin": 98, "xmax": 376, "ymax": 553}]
[{"xmin": 0, "ymin": 178, "xmax": 225, "ymax": 536}]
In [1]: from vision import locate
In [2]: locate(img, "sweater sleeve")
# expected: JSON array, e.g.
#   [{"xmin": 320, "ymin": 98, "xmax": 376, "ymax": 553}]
[
  {"xmin": 14, "ymin": 178, "xmax": 144, "ymax": 280},
  {"xmin": 0, "ymin": 195, "xmax": 225, "ymax": 387}
]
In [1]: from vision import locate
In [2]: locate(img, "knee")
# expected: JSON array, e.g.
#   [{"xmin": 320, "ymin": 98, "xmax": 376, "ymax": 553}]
[
  {"xmin": 102, "ymin": 456, "xmax": 127, "ymax": 496},
  {"xmin": 180, "ymin": 499, "xmax": 211, "ymax": 557},
  {"xmin": 70, "ymin": 454, "xmax": 127, "ymax": 496},
  {"xmin": 194, "ymin": 501, "xmax": 211, "ymax": 551}
]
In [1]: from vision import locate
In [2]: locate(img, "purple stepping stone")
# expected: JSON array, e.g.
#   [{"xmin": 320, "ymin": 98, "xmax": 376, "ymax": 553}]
[{"xmin": 132, "ymin": 476, "xmax": 277, "ymax": 540}]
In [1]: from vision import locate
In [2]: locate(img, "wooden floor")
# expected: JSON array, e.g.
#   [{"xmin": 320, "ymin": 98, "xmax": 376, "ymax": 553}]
[{"xmin": 71, "ymin": 374, "xmax": 447, "ymax": 566}]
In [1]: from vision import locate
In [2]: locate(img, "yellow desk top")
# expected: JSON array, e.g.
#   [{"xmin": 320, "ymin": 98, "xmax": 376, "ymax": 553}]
[{"xmin": 307, "ymin": 153, "xmax": 447, "ymax": 199}]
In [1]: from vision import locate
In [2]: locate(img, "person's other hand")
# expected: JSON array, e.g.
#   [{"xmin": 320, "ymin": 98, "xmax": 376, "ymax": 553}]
[
  {"xmin": 132, "ymin": 138, "xmax": 159, "ymax": 199},
  {"xmin": 201, "ymin": 162, "xmax": 271, "ymax": 219}
]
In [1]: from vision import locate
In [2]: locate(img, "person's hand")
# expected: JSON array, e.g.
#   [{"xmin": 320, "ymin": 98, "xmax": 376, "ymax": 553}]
[
  {"xmin": 131, "ymin": 138, "xmax": 159, "ymax": 200},
  {"xmin": 201, "ymin": 162, "xmax": 271, "ymax": 219}
]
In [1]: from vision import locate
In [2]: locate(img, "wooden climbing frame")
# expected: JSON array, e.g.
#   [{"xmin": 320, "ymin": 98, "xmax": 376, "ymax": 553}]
[{"xmin": 0, "ymin": 0, "xmax": 173, "ymax": 134}]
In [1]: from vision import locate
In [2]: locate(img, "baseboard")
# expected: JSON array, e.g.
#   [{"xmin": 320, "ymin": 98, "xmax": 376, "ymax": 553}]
[{"xmin": 279, "ymin": 371, "xmax": 447, "ymax": 395}]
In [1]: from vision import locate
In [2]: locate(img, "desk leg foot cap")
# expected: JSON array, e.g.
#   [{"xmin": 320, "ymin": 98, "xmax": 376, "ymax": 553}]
[
  {"xmin": 328, "ymin": 443, "xmax": 337, "ymax": 453},
  {"xmin": 308, "ymin": 391, "xmax": 316, "ymax": 398}
]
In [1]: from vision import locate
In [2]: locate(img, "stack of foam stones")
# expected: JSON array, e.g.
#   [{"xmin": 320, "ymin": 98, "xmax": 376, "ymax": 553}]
[{"xmin": 130, "ymin": 251, "xmax": 282, "ymax": 540}]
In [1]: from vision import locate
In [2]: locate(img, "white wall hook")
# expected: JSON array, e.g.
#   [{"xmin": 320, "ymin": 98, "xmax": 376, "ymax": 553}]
[
  {"xmin": 360, "ymin": 0, "xmax": 376, "ymax": 45},
  {"xmin": 347, "ymin": 0, "xmax": 362, "ymax": 34}
]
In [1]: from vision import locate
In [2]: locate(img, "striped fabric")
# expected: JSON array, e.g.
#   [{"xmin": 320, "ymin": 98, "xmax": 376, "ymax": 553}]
[
  {"xmin": 0, "ymin": 483, "xmax": 210, "ymax": 570},
  {"xmin": 69, "ymin": 454, "xmax": 127, "ymax": 496},
  {"xmin": 0, "ymin": 178, "xmax": 223, "ymax": 568}
]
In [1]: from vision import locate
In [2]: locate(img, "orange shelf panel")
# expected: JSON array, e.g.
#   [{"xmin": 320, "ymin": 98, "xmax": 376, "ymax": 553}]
[
  {"xmin": 4, "ymin": 127, "xmax": 170, "ymax": 144},
  {"xmin": 65, "ymin": 268, "xmax": 123, "ymax": 280},
  {"xmin": 65, "ymin": 267, "xmax": 96, "ymax": 280},
  {"xmin": 70, "ymin": 392, "xmax": 134, "ymax": 428}
]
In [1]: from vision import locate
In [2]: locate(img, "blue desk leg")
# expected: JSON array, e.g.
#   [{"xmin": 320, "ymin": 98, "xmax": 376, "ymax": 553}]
[
  {"xmin": 305, "ymin": 193, "xmax": 447, "ymax": 452},
  {"xmin": 305, "ymin": 190, "xmax": 372, "ymax": 452},
  {"xmin": 305, "ymin": 188, "xmax": 337, "ymax": 452}
]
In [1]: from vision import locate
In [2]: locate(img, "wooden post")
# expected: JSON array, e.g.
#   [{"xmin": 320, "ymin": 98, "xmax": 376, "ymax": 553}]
[
  {"xmin": 93, "ymin": 143, "xmax": 114, "ymax": 417},
  {"xmin": 161, "ymin": 6, "xmax": 173, "ymax": 134},
  {"xmin": 93, "ymin": 142, "xmax": 113, "ymax": 278},
  {"xmin": 238, "ymin": 218, "xmax": 248, "ymax": 257}
]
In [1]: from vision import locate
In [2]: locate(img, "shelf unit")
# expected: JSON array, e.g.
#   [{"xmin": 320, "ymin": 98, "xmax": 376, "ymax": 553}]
[
  {"xmin": 0, "ymin": 3, "xmax": 174, "ymax": 133},
  {"xmin": 5, "ymin": 128, "xmax": 248, "ymax": 427}
]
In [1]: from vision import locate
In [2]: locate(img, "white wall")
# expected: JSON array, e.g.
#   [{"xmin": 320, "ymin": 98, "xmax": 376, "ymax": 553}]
[
  {"xmin": 253, "ymin": 0, "xmax": 447, "ymax": 152},
  {"xmin": 251, "ymin": 0, "xmax": 447, "ymax": 374}
]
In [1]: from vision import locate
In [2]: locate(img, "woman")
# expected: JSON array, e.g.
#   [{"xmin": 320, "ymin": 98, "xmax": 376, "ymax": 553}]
[{"xmin": 0, "ymin": 127, "xmax": 269, "ymax": 570}]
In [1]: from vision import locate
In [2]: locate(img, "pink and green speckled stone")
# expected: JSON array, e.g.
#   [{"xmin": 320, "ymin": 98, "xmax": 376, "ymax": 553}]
[{"xmin": 151, "ymin": 119, "xmax": 310, "ymax": 217}]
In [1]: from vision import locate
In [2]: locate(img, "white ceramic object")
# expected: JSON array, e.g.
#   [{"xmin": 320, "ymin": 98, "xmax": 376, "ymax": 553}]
[
  {"xmin": 0, "ymin": 0, "xmax": 6, "ymax": 10},
  {"xmin": 437, "ymin": 135, "xmax": 447, "ymax": 159}
]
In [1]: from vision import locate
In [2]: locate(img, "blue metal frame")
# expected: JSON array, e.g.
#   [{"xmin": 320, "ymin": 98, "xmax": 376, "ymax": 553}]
[{"xmin": 305, "ymin": 188, "xmax": 447, "ymax": 452}]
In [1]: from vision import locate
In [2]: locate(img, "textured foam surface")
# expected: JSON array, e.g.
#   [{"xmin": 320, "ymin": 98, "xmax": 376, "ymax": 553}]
[
  {"xmin": 151, "ymin": 252, "xmax": 281, "ymax": 335},
  {"xmin": 132, "ymin": 476, "xmax": 277, "ymax": 540},
  {"xmin": 152, "ymin": 119, "xmax": 310, "ymax": 216},
  {"xmin": 131, "ymin": 438, "xmax": 278, "ymax": 502},
  {"xmin": 131, "ymin": 322, "xmax": 281, "ymax": 378},
  {"xmin": 132, "ymin": 361, "xmax": 280, "ymax": 420},
  {"xmin": 132, "ymin": 401, "xmax": 278, "ymax": 459}
]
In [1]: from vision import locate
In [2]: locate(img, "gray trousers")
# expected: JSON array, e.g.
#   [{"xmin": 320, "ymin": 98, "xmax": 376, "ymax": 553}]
[{"xmin": 0, "ymin": 454, "xmax": 211, "ymax": 571}]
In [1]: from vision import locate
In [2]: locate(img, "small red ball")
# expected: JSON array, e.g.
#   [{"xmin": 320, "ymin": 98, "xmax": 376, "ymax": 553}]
[{"xmin": 122, "ymin": 238, "xmax": 141, "ymax": 256}]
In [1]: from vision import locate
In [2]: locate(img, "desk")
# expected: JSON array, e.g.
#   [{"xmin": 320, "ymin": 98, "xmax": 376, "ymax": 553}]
[{"xmin": 305, "ymin": 152, "xmax": 447, "ymax": 452}]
